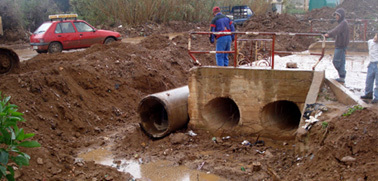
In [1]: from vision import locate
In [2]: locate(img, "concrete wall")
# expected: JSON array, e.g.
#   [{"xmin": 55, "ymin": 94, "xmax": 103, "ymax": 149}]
[{"xmin": 188, "ymin": 66, "xmax": 316, "ymax": 139}]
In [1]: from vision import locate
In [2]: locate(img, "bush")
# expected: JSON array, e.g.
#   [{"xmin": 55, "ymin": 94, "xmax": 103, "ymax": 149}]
[{"xmin": 0, "ymin": 92, "xmax": 40, "ymax": 181}]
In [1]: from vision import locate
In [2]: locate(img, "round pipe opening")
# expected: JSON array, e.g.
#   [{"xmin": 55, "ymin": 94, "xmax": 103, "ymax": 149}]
[
  {"xmin": 203, "ymin": 97, "xmax": 240, "ymax": 130},
  {"xmin": 260, "ymin": 100, "xmax": 301, "ymax": 130},
  {"xmin": 139, "ymin": 98, "xmax": 169, "ymax": 135}
]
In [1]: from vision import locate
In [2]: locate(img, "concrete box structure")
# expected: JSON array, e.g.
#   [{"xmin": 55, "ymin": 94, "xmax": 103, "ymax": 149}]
[{"xmin": 188, "ymin": 66, "xmax": 320, "ymax": 139}]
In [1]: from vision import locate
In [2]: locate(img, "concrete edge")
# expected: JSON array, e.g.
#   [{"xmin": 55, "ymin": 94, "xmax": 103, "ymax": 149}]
[
  {"xmin": 299, "ymin": 71, "xmax": 325, "ymax": 128},
  {"xmin": 325, "ymin": 78, "xmax": 370, "ymax": 108}
]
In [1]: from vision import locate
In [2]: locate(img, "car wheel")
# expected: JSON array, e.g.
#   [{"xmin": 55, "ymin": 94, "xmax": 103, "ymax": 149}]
[
  {"xmin": 36, "ymin": 50, "xmax": 48, "ymax": 54},
  {"xmin": 0, "ymin": 51, "xmax": 14, "ymax": 74},
  {"xmin": 104, "ymin": 37, "xmax": 116, "ymax": 44},
  {"xmin": 48, "ymin": 42, "xmax": 63, "ymax": 53}
]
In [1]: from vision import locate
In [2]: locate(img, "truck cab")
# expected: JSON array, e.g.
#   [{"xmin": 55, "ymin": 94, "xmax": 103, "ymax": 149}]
[{"xmin": 220, "ymin": 5, "xmax": 254, "ymax": 26}]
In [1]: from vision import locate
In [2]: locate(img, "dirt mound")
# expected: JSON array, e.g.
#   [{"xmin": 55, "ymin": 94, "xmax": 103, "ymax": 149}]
[
  {"xmin": 239, "ymin": 13, "xmax": 315, "ymax": 53},
  {"xmin": 303, "ymin": 0, "xmax": 378, "ymax": 20},
  {"xmin": 0, "ymin": 7, "xmax": 377, "ymax": 180},
  {"xmin": 0, "ymin": 35, "xmax": 201, "ymax": 180},
  {"xmin": 283, "ymin": 107, "xmax": 378, "ymax": 180},
  {"xmin": 340, "ymin": 0, "xmax": 378, "ymax": 19},
  {"xmin": 140, "ymin": 34, "xmax": 170, "ymax": 49}
]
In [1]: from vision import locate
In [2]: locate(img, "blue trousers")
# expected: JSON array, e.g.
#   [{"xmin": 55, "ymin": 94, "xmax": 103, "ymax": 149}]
[
  {"xmin": 216, "ymin": 36, "xmax": 232, "ymax": 66},
  {"xmin": 364, "ymin": 62, "xmax": 378, "ymax": 100},
  {"xmin": 332, "ymin": 48, "xmax": 347, "ymax": 79}
]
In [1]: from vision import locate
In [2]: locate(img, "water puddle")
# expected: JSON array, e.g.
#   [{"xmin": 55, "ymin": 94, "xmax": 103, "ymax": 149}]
[{"xmin": 78, "ymin": 148, "xmax": 226, "ymax": 181}]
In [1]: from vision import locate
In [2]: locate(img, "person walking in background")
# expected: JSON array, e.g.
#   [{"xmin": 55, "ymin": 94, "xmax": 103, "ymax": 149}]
[
  {"xmin": 209, "ymin": 6, "xmax": 235, "ymax": 66},
  {"xmin": 361, "ymin": 33, "xmax": 378, "ymax": 104},
  {"xmin": 325, "ymin": 8, "xmax": 350, "ymax": 83}
]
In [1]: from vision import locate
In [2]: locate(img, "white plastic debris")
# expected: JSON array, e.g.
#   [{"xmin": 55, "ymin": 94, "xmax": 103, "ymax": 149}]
[
  {"xmin": 256, "ymin": 150, "xmax": 265, "ymax": 154},
  {"xmin": 187, "ymin": 130, "xmax": 197, "ymax": 137},
  {"xmin": 302, "ymin": 115, "xmax": 320, "ymax": 130},
  {"xmin": 222, "ymin": 136, "xmax": 231, "ymax": 140},
  {"xmin": 242, "ymin": 140, "xmax": 251, "ymax": 145}
]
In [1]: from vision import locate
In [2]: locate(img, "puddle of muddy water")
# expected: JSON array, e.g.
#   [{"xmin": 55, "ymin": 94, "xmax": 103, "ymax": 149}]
[{"xmin": 78, "ymin": 148, "xmax": 226, "ymax": 181}]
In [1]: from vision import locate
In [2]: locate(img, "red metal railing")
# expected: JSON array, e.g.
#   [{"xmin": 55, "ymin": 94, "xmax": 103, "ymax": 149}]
[
  {"xmin": 188, "ymin": 32, "xmax": 326, "ymax": 70},
  {"xmin": 306, "ymin": 19, "xmax": 378, "ymax": 41}
]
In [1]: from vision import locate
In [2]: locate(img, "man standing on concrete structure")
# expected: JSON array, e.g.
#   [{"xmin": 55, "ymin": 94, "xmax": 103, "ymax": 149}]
[
  {"xmin": 210, "ymin": 6, "xmax": 235, "ymax": 66},
  {"xmin": 361, "ymin": 33, "xmax": 378, "ymax": 104},
  {"xmin": 325, "ymin": 8, "xmax": 349, "ymax": 83}
]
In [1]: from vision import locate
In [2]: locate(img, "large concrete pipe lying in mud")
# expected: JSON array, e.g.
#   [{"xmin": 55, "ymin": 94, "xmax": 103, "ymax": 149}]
[{"xmin": 138, "ymin": 86, "xmax": 189, "ymax": 138}]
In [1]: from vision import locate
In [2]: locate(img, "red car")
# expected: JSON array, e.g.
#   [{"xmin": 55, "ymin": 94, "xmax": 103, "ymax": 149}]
[{"xmin": 30, "ymin": 14, "xmax": 122, "ymax": 53}]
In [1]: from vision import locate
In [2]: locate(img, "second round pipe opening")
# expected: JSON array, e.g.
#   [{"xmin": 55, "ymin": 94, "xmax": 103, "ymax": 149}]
[{"xmin": 260, "ymin": 100, "xmax": 301, "ymax": 130}]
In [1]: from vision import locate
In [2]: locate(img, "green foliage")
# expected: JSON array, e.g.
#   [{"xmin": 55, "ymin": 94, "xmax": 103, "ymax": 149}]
[
  {"xmin": 0, "ymin": 0, "xmax": 67, "ymax": 33},
  {"xmin": 342, "ymin": 105, "xmax": 364, "ymax": 116},
  {"xmin": 18, "ymin": 0, "xmax": 60, "ymax": 32},
  {"xmin": 0, "ymin": 0, "xmax": 23, "ymax": 30},
  {"xmin": 284, "ymin": 1, "xmax": 306, "ymax": 14},
  {"xmin": 321, "ymin": 121, "xmax": 328, "ymax": 129},
  {"xmin": 70, "ymin": 0, "xmax": 257, "ymax": 26},
  {"xmin": 0, "ymin": 92, "xmax": 40, "ymax": 180}
]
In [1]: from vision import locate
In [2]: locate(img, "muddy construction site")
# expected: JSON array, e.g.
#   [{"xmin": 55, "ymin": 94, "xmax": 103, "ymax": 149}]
[{"xmin": 1, "ymin": 0, "xmax": 378, "ymax": 180}]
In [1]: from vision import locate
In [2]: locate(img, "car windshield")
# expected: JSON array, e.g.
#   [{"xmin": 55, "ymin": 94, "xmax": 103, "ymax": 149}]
[{"xmin": 34, "ymin": 22, "xmax": 53, "ymax": 34}]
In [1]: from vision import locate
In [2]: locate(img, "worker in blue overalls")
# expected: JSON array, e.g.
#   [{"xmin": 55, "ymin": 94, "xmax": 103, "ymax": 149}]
[{"xmin": 210, "ymin": 6, "xmax": 235, "ymax": 66}]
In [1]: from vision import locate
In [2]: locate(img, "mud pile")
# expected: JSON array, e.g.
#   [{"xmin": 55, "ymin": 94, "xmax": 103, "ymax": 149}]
[
  {"xmin": 283, "ymin": 107, "xmax": 378, "ymax": 180},
  {"xmin": 302, "ymin": 0, "xmax": 378, "ymax": 38},
  {"xmin": 239, "ymin": 13, "xmax": 316, "ymax": 52},
  {"xmin": 0, "ymin": 2, "xmax": 377, "ymax": 180},
  {"xmin": 303, "ymin": 0, "xmax": 378, "ymax": 20},
  {"xmin": 0, "ymin": 35, "xmax": 209, "ymax": 180}
]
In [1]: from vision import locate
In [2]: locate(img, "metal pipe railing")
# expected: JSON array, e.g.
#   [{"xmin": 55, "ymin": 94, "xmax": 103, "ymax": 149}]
[
  {"xmin": 188, "ymin": 31, "xmax": 325, "ymax": 70},
  {"xmin": 306, "ymin": 18, "xmax": 378, "ymax": 41}
]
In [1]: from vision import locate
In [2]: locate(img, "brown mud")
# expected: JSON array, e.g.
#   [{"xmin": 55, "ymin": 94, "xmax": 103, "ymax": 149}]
[{"xmin": 0, "ymin": 0, "xmax": 377, "ymax": 180}]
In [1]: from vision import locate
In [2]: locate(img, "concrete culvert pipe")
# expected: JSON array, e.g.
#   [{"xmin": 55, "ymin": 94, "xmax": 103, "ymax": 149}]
[
  {"xmin": 203, "ymin": 97, "xmax": 240, "ymax": 130},
  {"xmin": 260, "ymin": 100, "xmax": 301, "ymax": 131},
  {"xmin": 138, "ymin": 86, "xmax": 189, "ymax": 138}
]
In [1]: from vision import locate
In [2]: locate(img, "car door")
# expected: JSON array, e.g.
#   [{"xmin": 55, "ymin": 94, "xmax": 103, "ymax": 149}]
[
  {"xmin": 73, "ymin": 22, "xmax": 103, "ymax": 47},
  {"xmin": 54, "ymin": 22, "xmax": 81, "ymax": 49}
]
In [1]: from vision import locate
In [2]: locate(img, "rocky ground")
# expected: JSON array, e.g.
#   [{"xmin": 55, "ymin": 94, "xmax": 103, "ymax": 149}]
[{"xmin": 0, "ymin": 0, "xmax": 377, "ymax": 180}]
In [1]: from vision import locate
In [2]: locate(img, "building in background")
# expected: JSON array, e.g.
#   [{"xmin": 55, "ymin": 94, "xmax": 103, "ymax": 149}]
[
  {"xmin": 271, "ymin": 0, "xmax": 284, "ymax": 14},
  {"xmin": 287, "ymin": 0, "xmax": 344, "ymax": 11}
]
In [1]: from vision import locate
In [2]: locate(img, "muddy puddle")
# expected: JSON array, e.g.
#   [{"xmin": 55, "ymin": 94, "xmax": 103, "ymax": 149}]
[{"xmin": 78, "ymin": 148, "xmax": 226, "ymax": 181}]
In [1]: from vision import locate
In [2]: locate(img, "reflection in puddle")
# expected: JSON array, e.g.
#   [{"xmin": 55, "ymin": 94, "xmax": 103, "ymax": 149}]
[{"xmin": 78, "ymin": 148, "xmax": 226, "ymax": 181}]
